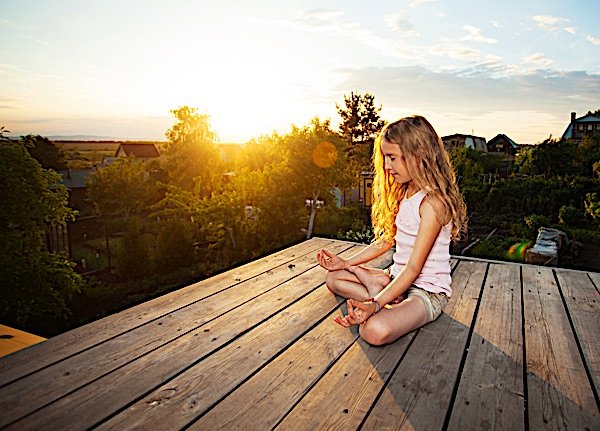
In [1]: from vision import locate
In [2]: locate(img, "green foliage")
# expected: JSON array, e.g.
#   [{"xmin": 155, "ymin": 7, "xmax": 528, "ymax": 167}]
[
  {"xmin": 87, "ymin": 158, "xmax": 160, "ymax": 219},
  {"xmin": 337, "ymin": 225, "xmax": 375, "ymax": 244},
  {"xmin": 524, "ymin": 214, "xmax": 550, "ymax": 233},
  {"xmin": 313, "ymin": 204, "xmax": 365, "ymax": 237},
  {"xmin": 516, "ymin": 138, "xmax": 580, "ymax": 178},
  {"xmin": 558, "ymin": 205, "xmax": 584, "ymax": 227},
  {"xmin": 162, "ymin": 106, "xmax": 224, "ymax": 195},
  {"xmin": 0, "ymin": 141, "xmax": 82, "ymax": 327},
  {"xmin": 115, "ymin": 218, "xmax": 152, "ymax": 280},
  {"xmin": 336, "ymin": 91, "xmax": 385, "ymax": 170},
  {"xmin": 449, "ymin": 146, "xmax": 504, "ymax": 180},
  {"xmin": 154, "ymin": 218, "xmax": 195, "ymax": 273},
  {"xmin": 585, "ymin": 192, "xmax": 600, "ymax": 220},
  {"xmin": 21, "ymin": 135, "xmax": 67, "ymax": 170}
]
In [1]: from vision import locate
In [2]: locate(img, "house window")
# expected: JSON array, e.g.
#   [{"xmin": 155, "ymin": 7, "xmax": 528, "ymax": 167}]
[
  {"xmin": 578, "ymin": 124, "xmax": 585, "ymax": 131},
  {"xmin": 596, "ymin": 124, "xmax": 600, "ymax": 130},
  {"xmin": 588, "ymin": 124, "xmax": 593, "ymax": 131}
]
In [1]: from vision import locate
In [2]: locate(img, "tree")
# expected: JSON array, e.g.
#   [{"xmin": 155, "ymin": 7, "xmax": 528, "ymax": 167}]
[
  {"xmin": 284, "ymin": 118, "xmax": 355, "ymax": 239},
  {"xmin": 87, "ymin": 158, "xmax": 160, "ymax": 219},
  {"xmin": 163, "ymin": 106, "xmax": 224, "ymax": 195},
  {"xmin": 336, "ymin": 92, "xmax": 385, "ymax": 170},
  {"xmin": 0, "ymin": 141, "xmax": 82, "ymax": 329},
  {"xmin": 21, "ymin": 134, "xmax": 67, "ymax": 170},
  {"xmin": 515, "ymin": 138, "xmax": 578, "ymax": 178}
]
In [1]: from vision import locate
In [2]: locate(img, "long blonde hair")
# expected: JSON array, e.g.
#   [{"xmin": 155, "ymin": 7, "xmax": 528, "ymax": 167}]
[{"xmin": 371, "ymin": 115, "xmax": 467, "ymax": 243}]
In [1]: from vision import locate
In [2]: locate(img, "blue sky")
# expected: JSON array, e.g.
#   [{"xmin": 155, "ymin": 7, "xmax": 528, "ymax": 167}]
[{"xmin": 1, "ymin": 0, "xmax": 599, "ymax": 144}]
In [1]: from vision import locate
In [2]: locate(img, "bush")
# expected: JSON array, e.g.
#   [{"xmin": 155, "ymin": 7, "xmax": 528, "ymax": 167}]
[
  {"xmin": 559, "ymin": 205, "xmax": 584, "ymax": 227},
  {"xmin": 115, "ymin": 218, "xmax": 151, "ymax": 280},
  {"xmin": 313, "ymin": 204, "xmax": 366, "ymax": 237},
  {"xmin": 154, "ymin": 219, "xmax": 195, "ymax": 273},
  {"xmin": 524, "ymin": 214, "xmax": 550, "ymax": 234},
  {"xmin": 337, "ymin": 225, "xmax": 374, "ymax": 244}
]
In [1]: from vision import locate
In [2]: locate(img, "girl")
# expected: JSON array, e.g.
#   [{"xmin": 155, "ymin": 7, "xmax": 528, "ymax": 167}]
[{"xmin": 317, "ymin": 115, "xmax": 467, "ymax": 345}]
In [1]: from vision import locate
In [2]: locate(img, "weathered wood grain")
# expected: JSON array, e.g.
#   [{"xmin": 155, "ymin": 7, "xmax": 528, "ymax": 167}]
[
  {"xmin": 588, "ymin": 272, "xmax": 600, "ymax": 293},
  {"xmin": 555, "ymin": 269, "xmax": 600, "ymax": 396},
  {"xmin": 0, "ymin": 238, "xmax": 333, "ymax": 387},
  {"xmin": 0, "ymin": 242, "xmax": 356, "ymax": 426},
  {"xmin": 96, "ymin": 248, "xmax": 393, "ymax": 431},
  {"xmin": 522, "ymin": 265, "xmax": 600, "ymax": 430},
  {"xmin": 448, "ymin": 262, "xmax": 524, "ymax": 431},
  {"xmin": 274, "ymin": 334, "xmax": 413, "ymax": 430},
  {"xmin": 360, "ymin": 259, "xmax": 487, "ymax": 430}
]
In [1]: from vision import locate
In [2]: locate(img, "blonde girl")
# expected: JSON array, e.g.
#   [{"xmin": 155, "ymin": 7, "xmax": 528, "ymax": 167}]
[{"xmin": 316, "ymin": 115, "xmax": 467, "ymax": 345}]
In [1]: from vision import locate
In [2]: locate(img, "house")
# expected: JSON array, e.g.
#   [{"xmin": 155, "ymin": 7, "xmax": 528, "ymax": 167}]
[
  {"xmin": 115, "ymin": 143, "xmax": 161, "ymax": 159},
  {"xmin": 486, "ymin": 134, "xmax": 520, "ymax": 158},
  {"xmin": 441, "ymin": 134, "xmax": 487, "ymax": 152},
  {"xmin": 58, "ymin": 169, "xmax": 95, "ymax": 211},
  {"xmin": 562, "ymin": 111, "xmax": 600, "ymax": 142}
]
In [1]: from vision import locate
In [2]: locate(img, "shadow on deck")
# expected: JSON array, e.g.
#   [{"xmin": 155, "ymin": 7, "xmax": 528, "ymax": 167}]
[{"xmin": 0, "ymin": 238, "xmax": 598, "ymax": 430}]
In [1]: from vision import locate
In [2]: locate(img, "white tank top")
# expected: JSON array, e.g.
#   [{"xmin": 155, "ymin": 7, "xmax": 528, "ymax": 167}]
[{"xmin": 390, "ymin": 190, "xmax": 453, "ymax": 296}]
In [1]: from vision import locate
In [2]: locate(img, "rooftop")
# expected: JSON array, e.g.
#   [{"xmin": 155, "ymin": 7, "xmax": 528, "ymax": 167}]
[{"xmin": 0, "ymin": 238, "xmax": 598, "ymax": 429}]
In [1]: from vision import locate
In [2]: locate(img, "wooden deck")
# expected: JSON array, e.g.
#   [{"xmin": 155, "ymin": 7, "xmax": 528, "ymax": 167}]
[{"xmin": 0, "ymin": 237, "xmax": 598, "ymax": 430}]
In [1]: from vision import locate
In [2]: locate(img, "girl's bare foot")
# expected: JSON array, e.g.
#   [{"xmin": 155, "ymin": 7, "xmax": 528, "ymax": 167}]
[{"xmin": 347, "ymin": 265, "xmax": 390, "ymax": 296}]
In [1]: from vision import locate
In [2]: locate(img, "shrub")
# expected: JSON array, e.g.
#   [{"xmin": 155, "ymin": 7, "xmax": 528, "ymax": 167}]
[
  {"xmin": 558, "ymin": 205, "xmax": 584, "ymax": 227},
  {"xmin": 115, "ymin": 218, "xmax": 151, "ymax": 280},
  {"xmin": 524, "ymin": 214, "xmax": 550, "ymax": 234},
  {"xmin": 154, "ymin": 219, "xmax": 195, "ymax": 273}
]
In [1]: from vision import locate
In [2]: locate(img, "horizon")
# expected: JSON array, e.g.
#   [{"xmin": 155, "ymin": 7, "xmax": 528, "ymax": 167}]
[{"xmin": 1, "ymin": 0, "xmax": 599, "ymax": 145}]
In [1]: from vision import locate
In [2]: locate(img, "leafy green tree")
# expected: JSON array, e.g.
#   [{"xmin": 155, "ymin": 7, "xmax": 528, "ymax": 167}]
[
  {"xmin": 284, "ymin": 118, "xmax": 355, "ymax": 238},
  {"xmin": 21, "ymin": 134, "xmax": 67, "ymax": 170},
  {"xmin": 87, "ymin": 158, "xmax": 160, "ymax": 219},
  {"xmin": 515, "ymin": 138, "xmax": 578, "ymax": 178},
  {"xmin": 154, "ymin": 218, "xmax": 195, "ymax": 273},
  {"xmin": 585, "ymin": 192, "xmax": 600, "ymax": 220},
  {"xmin": 337, "ymin": 92, "xmax": 385, "ymax": 169},
  {"xmin": 163, "ymin": 106, "xmax": 224, "ymax": 195},
  {"xmin": 0, "ymin": 141, "xmax": 82, "ymax": 328},
  {"xmin": 114, "ymin": 217, "xmax": 151, "ymax": 280}
]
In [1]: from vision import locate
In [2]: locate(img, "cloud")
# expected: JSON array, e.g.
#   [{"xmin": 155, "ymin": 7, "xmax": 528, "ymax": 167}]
[
  {"xmin": 564, "ymin": 27, "xmax": 577, "ymax": 35},
  {"xmin": 429, "ymin": 39, "xmax": 481, "ymax": 61},
  {"xmin": 461, "ymin": 25, "xmax": 497, "ymax": 44},
  {"xmin": 409, "ymin": 0, "xmax": 436, "ymax": 7},
  {"xmin": 587, "ymin": 35, "xmax": 600, "ymax": 46},
  {"xmin": 290, "ymin": 8, "xmax": 418, "ymax": 59},
  {"xmin": 523, "ymin": 53, "xmax": 554, "ymax": 69},
  {"xmin": 532, "ymin": 15, "xmax": 569, "ymax": 32},
  {"xmin": 332, "ymin": 65, "xmax": 600, "ymax": 143},
  {"xmin": 384, "ymin": 12, "xmax": 419, "ymax": 36}
]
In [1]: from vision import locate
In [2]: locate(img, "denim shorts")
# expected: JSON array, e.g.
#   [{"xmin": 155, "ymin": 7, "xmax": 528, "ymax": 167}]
[
  {"xmin": 384, "ymin": 268, "xmax": 448, "ymax": 322},
  {"xmin": 406, "ymin": 287, "xmax": 448, "ymax": 323}
]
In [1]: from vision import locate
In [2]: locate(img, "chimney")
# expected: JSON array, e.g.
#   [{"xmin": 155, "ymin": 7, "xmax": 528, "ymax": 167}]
[{"xmin": 571, "ymin": 112, "xmax": 576, "ymax": 123}]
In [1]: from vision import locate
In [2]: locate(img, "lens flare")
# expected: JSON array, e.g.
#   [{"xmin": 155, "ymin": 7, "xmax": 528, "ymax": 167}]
[
  {"xmin": 312, "ymin": 141, "xmax": 337, "ymax": 168},
  {"xmin": 507, "ymin": 241, "xmax": 531, "ymax": 261}
]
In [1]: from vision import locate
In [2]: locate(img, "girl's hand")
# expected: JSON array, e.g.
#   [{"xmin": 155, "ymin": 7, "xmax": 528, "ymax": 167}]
[
  {"xmin": 316, "ymin": 249, "xmax": 348, "ymax": 271},
  {"xmin": 334, "ymin": 299, "xmax": 377, "ymax": 327}
]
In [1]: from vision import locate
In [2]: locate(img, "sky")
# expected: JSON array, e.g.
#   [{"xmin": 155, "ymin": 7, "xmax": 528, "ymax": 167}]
[{"xmin": 1, "ymin": 0, "xmax": 599, "ymax": 145}]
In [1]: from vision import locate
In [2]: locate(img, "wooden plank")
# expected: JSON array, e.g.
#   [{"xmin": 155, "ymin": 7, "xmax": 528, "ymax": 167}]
[
  {"xmin": 96, "ymin": 248, "xmax": 393, "ymax": 431},
  {"xmin": 0, "ymin": 325, "xmax": 46, "ymax": 359},
  {"xmin": 588, "ymin": 272, "xmax": 600, "ymax": 293},
  {"xmin": 555, "ymin": 269, "xmax": 600, "ymax": 396},
  {"xmin": 447, "ymin": 262, "xmax": 524, "ymax": 431},
  {"xmin": 522, "ymin": 265, "xmax": 600, "ymax": 430},
  {"xmin": 274, "ymin": 335, "xmax": 414, "ymax": 430},
  {"xmin": 361, "ymin": 259, "xmax": 487, "ymax": 430},
  {"xmin": 7, "ymin": 245, "xmax": 375, "ymax": 430},
  {"xmin": 0, "ymin": 240, "xmax": 349, "ymax": 429},
  {"xmin": 104, "ymin": 296, "xmax": 358, "ymax": 431},
  {"xmin": 0, "ymin": 237, "xmax": 334, "ymax": 387}
]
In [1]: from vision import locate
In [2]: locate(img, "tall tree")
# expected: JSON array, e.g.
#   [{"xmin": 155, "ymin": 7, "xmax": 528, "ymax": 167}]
[
  {"xmin": 0, "ymin": 141, "xmax": 82, "ymax": 329},
  {"xmin": 163, "ymin": 106, "xmax": 224, "ymax": 195},
  {"xmin": 284, "ymin": 117, "xmax": 355, "ymax": 239},
  {"xmin": 336, "ymin": 91, "xmax": 385, "ymax": 169},
  {"xmin": 21, "ymin": 134, "xmax": 67, "ymax": 170},
  {"xmin": 87, "ymin": 158, "xmax": 160, "ymax": 220}
]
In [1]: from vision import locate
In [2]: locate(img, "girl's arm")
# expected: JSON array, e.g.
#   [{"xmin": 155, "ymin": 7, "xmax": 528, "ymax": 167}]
[{"xmin": 316, "ymin": 238, "xmax": 393, "ymax": 271}]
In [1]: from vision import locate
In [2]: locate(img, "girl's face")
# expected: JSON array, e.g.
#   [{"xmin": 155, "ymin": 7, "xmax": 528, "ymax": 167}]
[{"xmin": 381, "ymin": 138, "xmax": 413, "ymax": 185}]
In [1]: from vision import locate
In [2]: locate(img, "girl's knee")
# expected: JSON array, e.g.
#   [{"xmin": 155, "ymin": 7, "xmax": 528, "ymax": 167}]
[
  {"xmin": 359, "ymin": 319, "xmax": 392, "ymax": 346},
  {"xmin": 325, "ymin": 270, "xmax": 341, "ymax": 294}
]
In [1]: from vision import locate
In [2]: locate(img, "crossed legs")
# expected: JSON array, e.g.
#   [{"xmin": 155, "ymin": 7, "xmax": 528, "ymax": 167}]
[{"xmin": 326, "ymin": 265, "xmax": 429, "ymax": 345}]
